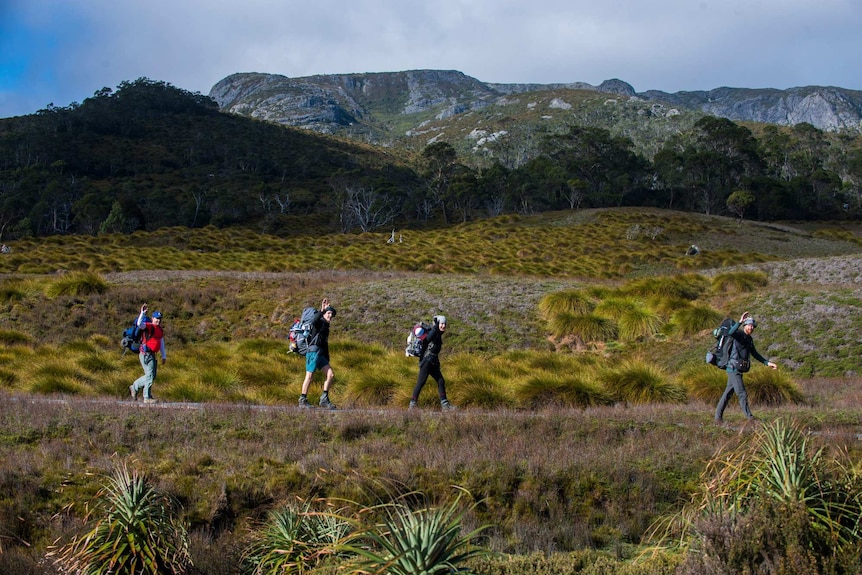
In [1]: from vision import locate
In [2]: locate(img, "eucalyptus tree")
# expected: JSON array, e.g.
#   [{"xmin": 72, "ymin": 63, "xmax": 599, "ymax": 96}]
[
  {"xmin": 654, "ymin": 117, "xmax": 762, "ymax": 215},
  {"xmin": 420, "ymin": 141, "xmax": 459, "ymax": 224},
  {"xmin": 538, "ymin": 125, "xmax": 647, "ymax": 208}
]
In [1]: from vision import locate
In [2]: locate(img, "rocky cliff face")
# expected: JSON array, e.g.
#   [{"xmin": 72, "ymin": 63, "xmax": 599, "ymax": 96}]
[
  {"xmin": 210, "ymin": 69, "xmax": 501, "ymax": 135},
  {"xmin": 209, "ymin": 70, "xmax": 862, "ymax": 137},
  {"xmin": 640, "ymin": 86, "xmax": 862, "ymax": 132}
]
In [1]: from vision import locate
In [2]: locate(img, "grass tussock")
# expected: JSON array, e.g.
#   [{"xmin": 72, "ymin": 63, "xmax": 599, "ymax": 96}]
[
  {"xmin": 538, "ymin": 289, "xmax": 593, "ymax": 319},
  {"xmin": 549, "ymin": 313, "xmax": 617, "ymax": 344},
  {"xmin": 667, "ymin": 305, "xmax": 724, "ymax": 337},
  {"xmin": 710, "ymin": 270, "xmax": 769, "ymax": 294},
  {"xmin": 43, "ymin": 271, "xmax": 109, "ymax": 298},
  {"xmin": 599, "ymin": 359, "xmax": 686, "ymax": 405},
  {"xmin": 514, "ymin": 373, "xmax": 613, "ymax": 409},
  {"xmin": 621, "ymin": 274, "xmax": 710, "ymax": 301}
]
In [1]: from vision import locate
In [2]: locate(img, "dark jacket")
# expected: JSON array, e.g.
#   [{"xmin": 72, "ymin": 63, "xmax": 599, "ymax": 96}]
[
  {"xmin": 727, "ymin": 322, "xmax": 768, "ymax": 373},
  {"xmin": 419, "ymin": 324, "xmax": 443, "ymax": 366},
  {"xmin": 308, "ymin": 310, "xmax": 330, "ymax": 357}
]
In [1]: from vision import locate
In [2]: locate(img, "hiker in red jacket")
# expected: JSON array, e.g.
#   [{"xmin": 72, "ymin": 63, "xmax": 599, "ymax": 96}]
[{"xmin": 130, "ymin": 303, "xmax": 166, "ymax": 404}]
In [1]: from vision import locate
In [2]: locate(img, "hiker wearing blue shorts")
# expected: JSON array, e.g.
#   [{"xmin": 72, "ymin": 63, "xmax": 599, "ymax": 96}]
[
  {"xmin": 299, "ymin": 298, "xmax": 337, "ymax": 409},
  {"xmin": 714, "ymin": 311, "xmax": 778, "ymax": 424}
]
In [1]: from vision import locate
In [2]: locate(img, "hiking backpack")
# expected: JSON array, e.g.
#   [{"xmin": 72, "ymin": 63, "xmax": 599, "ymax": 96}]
[
  {"xmin": 288, "ymin": 307, "xmax": 317, "ymax": 356},
  {"xmin": 405, "ymin": 322, "xmax": 432, "ymax": 358},
  {"xmin": 120, "ymin": 318, "xmax": 146, "ymax": 355},
  {"xmin": 706, "ymin": 318, "xmax": 734, "ymax": 369}
]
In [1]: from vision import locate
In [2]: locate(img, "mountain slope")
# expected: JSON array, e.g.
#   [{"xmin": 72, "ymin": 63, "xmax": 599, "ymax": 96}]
[{"xmin": 210, "ymin": 70, "xmax": 862, "ymax": 153}]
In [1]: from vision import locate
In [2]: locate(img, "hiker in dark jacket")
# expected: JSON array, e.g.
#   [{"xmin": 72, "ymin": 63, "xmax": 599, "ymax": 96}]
[
  {"xmin": 714, "ymin": 311, "xmax": 777, "ymax": 424},
  {"xmin": 410, "ymin": 315, "xmax": 456, "ymax": 411},
  {"xmin": 299, "ymin": 298, "xmax": 337, "ymax": 409}
]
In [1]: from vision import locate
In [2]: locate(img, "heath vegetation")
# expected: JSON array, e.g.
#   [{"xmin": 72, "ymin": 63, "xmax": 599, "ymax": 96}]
[{"xmin": 1, "ymin": 208, "xmax": 862, "ymax": 574}]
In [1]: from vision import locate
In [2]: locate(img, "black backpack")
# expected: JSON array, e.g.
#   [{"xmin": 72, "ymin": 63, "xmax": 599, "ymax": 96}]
[
  {"xmin": 121, "ymin": 319, "xmax": 145, "ymax": 355},
  {"xmin": 706, "ymin": 318, "xmax": 734, "ymax": 369}
]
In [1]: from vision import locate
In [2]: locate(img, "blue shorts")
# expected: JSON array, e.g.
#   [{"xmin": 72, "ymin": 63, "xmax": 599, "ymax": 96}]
[{"xmin": 305, "ymin": 350, "xmax": 329, "ymax": 372}]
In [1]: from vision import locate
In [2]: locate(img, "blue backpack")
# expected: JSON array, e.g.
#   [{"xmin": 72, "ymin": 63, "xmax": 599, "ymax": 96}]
[{"xmin": 121, "ymin": 317, "xmax": 147, "ymax": 355}]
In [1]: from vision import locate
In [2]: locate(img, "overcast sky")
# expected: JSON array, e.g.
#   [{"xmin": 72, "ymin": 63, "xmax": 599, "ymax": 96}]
[{"xmin": 1, "ymin": 0, "xmax": 860, "ymax": 118}]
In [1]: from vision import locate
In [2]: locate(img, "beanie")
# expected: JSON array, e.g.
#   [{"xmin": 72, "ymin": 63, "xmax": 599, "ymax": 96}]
[{"xmin": 742, "ymin": 317, "xmax": 757, "ymax": 327}]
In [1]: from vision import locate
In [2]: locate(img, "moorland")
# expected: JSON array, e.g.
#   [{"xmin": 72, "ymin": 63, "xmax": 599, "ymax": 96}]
[{"xmin": 2, "ymin": 208, "xmax": 862, "ymax": 574}]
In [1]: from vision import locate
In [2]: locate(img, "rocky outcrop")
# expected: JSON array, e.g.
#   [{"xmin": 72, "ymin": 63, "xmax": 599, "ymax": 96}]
[
  {"xmin": 209, "ymin": 70, "xmax": 862, "ymax": 136},
  {"xmin": 639, "ymin": 86, "xmax": 862, "ymax": 132}
]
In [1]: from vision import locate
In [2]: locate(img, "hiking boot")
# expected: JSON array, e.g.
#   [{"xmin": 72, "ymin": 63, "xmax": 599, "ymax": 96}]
[
  {"xmin": 440, "ymin": 399, "xmax": 457, "ymax": 411},
  {"xmin": 143, "ymin": 397, "xmax": 159, "ymax": 404},
  {"xmin": 298, "ymin": 396, "xmax": 313, "ymax": 409},
  {"xmin": 319, "ymin": 395, "xmax": 337, "ymax": 410},
  {"xmin": 129, "ymin": 385, "xmax": 137, "ymax": 401}
]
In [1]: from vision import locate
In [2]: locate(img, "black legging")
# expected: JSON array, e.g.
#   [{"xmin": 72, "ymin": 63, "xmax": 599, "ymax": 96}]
[{"xmin": 412, "ymin": 360, "xmax": 447, "ymax": 401}]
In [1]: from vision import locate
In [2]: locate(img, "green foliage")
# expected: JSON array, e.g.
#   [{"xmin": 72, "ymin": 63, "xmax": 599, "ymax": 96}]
[
  {"xmin": 241, "ymin": 502, "xmax": 351, "ymax": 575},
  {"xmin": 726, "ymin": 189, "xmax": 756, "ymax": 220},
  {"xmin": 656, "ymin": 419, "xmax": 862, "ymax": 573},
  {"xmin": 341, "ymin": 489, "xmax": 493, "ymax": 575},
  {"xmin": 48, "ymin": 461, "xmax": 192, "ymax": 575}
]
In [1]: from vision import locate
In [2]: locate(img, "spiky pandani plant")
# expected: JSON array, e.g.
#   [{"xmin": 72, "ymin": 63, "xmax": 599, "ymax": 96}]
[
  {"xmin": 48, "ymin": 461, "xmax": 192, "ymax": 575},
  {"xmin": 648, "ymin": 419, "xmax": 862, "ymax": 567},
  {"xmin": 241, "ymin": 501, "xmax": 352, "ymax": 575},
  {"xmin": 340, "ymin": 488, "xmax": 494, "ymax": 575}
]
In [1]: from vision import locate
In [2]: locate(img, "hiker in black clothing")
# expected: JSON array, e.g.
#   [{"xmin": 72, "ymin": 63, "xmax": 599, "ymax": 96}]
[
  {"xmin": 299, "ymin": 298, "xmax": 337, "ymax": 410},
  {"xmin": 714, "ymin": 311, "xmax": 778, "ymax": 424},
  {"xmin": 410, "ymin": 315, "xmax": 456, "ymax": 410}
]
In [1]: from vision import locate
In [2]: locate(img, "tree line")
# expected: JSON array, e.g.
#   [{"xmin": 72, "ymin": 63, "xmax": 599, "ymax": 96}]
[{"xmin": 1, "ymin": 78, "xmax": 860, "ymax": 241}]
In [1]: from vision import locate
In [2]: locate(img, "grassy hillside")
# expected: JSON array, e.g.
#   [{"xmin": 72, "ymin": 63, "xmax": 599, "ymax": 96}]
[{"xmin": 1, "ymin": 208, "xmax": 861, "ymax": 378}]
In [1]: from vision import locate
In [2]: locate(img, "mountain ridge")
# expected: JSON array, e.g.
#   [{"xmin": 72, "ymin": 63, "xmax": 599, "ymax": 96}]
[{"xmin": 209, "ymin": 69, "xmax": 862, "ymax": 143}]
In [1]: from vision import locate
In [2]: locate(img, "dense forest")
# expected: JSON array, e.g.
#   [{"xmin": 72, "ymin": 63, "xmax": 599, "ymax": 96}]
[{"xmin": 1, "ymin": 78, "xmax": 861, "ymax": 241}]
